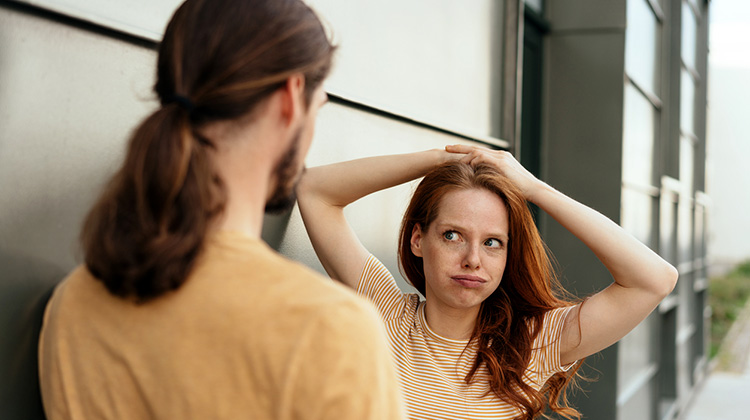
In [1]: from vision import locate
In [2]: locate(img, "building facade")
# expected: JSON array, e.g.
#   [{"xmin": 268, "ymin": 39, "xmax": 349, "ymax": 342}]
[{"xmin": 0, "ymin": 0, "xmax": 710, "ymax": 419}]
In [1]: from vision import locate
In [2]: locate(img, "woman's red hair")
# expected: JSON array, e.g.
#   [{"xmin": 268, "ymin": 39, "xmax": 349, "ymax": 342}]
[{"xmin": 398, "ymin": 161, "xmax": 584, "ymax": 420}]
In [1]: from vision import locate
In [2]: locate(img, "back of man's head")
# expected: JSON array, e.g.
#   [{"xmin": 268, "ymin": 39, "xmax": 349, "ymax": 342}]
[
  {"xmin": 157, "ymin": 0, "xmax": 334, "ymax": 121},
  {"xmin": 81, "ymin": 0, "xmax": 335, "ymax": 301}
]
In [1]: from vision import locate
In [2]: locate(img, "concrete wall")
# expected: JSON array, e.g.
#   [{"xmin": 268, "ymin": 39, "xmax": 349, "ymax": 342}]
[
  {"xmin": 0, "ymin": 2, "xmax": 484, "ymax": 418},
  {"xmin": 542, "ymin": 1, "xmax": 627, "ymax": 418},
  {"xmin": 0, "ymin": 5, "xmax": 156, "ymax": 418}
]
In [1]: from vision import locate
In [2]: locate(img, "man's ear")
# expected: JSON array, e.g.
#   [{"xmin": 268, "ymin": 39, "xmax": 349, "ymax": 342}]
[
  {"xmin": 410, "ymin": 224, "xmax": 424, "ymax": 257},
  {"xmin": 279, "ymin": 74, "xmax": 306, "ymax": 126}
]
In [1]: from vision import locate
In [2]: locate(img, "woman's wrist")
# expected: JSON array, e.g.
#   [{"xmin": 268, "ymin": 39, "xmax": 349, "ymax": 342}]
[
  {"xmin": 525, "ymin": 180, "xmax": 555, "ymax": 206},
  {"xmin": 437, "ymin": 146, "xmax": 466, "ymax": 165}
]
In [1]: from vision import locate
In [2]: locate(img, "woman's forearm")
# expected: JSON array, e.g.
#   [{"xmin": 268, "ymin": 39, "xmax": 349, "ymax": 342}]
[
  {"xmin": 448, "ymin": 144, "xmax": 678, "ymax": 296},
  {"xmin": 446, "ymin": 144, "xmax": 678, "ymax": 362},
  {"xmin": 529, "ymin": 182, "xmax": 678, "ymax": 296},
  {"xmin": 300, "ymin": 149, "xmax": 452, "ymax": 208},
  {"xmin": 296, "ymin": 148, "xmax": 460, "ymax": 285}
]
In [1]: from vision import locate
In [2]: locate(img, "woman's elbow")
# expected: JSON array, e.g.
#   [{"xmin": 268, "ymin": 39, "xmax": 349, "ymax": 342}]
[
  {"xmin": 296, "ymin": 169, "xmax": 322, "ymax": 205},
  {"xmin": 657, "ymin": 263, "xmax": 679, "ymax": 298}
]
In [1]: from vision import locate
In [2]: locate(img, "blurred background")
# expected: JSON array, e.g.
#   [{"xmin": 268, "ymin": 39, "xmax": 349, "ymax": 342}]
[
  {"xmin": 706, "ymin": 0, "xmax": 750, "ymax": 275},
  {"xmin": 1, "ymin": 0, "xmax": 747, "ymax": 419}
]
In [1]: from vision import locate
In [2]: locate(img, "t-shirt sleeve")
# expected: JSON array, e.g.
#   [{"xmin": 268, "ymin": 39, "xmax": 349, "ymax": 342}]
[
  {"xmin": 288, "ymin": 300, "xmax": 406, "ymax": 420},
  {"xmin": 356, "ymin": 255, "xmax": 411, "ymax": 322},
  {"xmin": 528, "ymin": 306, "xmax": 577, "ymax": 383}
]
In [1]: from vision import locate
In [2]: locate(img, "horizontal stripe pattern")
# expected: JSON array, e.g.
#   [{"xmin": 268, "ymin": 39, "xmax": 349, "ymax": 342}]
[{"xmin": 357, "ymin": 255, "xmax": 574, "ymax": 420}]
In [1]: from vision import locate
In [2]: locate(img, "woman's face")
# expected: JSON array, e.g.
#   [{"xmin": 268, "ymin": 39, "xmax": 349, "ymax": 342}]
[{"xmin": 411, "ymin": 187, "xmax": 509, "ymax": 314}]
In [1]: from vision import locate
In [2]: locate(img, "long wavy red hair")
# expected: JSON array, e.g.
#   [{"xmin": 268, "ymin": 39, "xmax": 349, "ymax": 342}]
[{"xmin": 398, "ymin": 161, "xmax": 584, "ymax": 420}]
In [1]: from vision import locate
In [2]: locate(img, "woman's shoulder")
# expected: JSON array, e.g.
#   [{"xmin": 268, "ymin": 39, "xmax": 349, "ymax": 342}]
[
  {"xmin": 357, "ymin": 254, "xmax": 423, "ymax": 325},
  {"xmin": 526, "ymin": 306, "xmax": 576, "ymax": 350},
  {"xmin": 544, "ymin": 306, "xmax": 575, "ymax": 324}
]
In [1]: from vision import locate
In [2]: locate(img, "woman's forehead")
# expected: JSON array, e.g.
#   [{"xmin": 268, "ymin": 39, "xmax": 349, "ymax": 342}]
[{"xmin": 432, "ymin": 188, "xmax": 509, "ymax": 233}]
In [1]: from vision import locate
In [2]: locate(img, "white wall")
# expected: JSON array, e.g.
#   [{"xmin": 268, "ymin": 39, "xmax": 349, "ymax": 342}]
[
  {"xmin": 0, "ymin": 1, "xmax": 480, "ymax": 301},
  {"xmin": 0, "ymin": 3, "xmax": 487, "ymax": 416},
  {"xmin": 706, "ymin": 0, "xmax": 750, "ymax": 269},
  {"xmin": 11, "ymin": 0, "xmax": 505, "ymax": 140}
]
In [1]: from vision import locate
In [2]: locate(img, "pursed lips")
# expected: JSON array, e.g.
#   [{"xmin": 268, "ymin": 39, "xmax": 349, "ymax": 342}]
[{"xmin": 451, "ymin": 275, "xmax": 487, "ymax": 288}]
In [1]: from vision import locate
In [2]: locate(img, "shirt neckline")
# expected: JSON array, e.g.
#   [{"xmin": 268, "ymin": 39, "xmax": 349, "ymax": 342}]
[{"xmin": 417, "ymin": 302, "xmax": 472, "ymax": 346}]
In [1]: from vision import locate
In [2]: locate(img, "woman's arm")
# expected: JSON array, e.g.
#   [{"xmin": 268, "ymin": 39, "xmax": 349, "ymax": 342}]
[
  {"xmin": 449, "ymin": 144, "xmax": 679, "ymax": 366},
  {"xmin": 297, "ymin": 149, "xmax": 461, "ymax": 288}
]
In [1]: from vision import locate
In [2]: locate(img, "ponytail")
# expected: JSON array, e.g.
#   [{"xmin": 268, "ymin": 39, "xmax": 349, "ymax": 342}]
[
  {"xmin": 81, "ymin": 0, "xmax": 334, "ymax": 301},
  {"xmin": 81, "ymin": 105, "xmax": 225, "ymax": 301}
]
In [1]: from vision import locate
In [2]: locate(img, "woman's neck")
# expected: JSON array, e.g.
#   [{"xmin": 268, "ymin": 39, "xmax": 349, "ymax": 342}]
[{"xmin": 423, "ymin": 301, "xmax": 480, "ymax": 340}]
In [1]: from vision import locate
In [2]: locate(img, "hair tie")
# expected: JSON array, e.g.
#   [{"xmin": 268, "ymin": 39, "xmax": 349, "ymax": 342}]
[{"xmin": 166, "ymin": 94, "xmax": 195, "ymax": 113}]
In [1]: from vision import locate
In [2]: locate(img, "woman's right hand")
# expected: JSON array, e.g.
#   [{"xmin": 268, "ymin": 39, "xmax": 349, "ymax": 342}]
[
  {"xmin": 444, "ymin": 144, "xmax": 547, "ymax": 203},
  {"xmin": 298, "ymin": 148, "xmax": 469, "ymax": 288}
]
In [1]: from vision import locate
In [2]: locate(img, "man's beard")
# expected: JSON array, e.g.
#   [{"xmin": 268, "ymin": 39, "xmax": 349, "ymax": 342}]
[{"xmin": 264, "ymin": 127, "xmax": 303, "ymax": 214}]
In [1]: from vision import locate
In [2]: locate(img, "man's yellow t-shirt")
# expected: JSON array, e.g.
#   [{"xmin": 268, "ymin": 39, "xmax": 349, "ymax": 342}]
[{"xmin": 39, "ymin": 231, "xmax": 404, "ymax": 420}]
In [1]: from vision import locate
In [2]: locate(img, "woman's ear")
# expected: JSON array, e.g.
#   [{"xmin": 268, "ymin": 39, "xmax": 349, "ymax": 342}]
[{"xmin": 410, "ymin": 224, "xmax": 424, "ymax": 257}]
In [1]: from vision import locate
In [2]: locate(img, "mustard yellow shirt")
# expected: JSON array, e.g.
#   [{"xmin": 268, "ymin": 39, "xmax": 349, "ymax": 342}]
[{"xmin": 39, "ymin": 231, "xmax": 405, "ymax": 420}]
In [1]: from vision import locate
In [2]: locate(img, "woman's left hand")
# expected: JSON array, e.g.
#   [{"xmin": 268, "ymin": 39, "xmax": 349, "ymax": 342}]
[{"xmin": 445, "ymin": 144, "xmax": 545, "ymax": 202}]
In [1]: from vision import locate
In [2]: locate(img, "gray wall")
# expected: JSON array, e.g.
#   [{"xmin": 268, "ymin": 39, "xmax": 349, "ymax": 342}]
[
  {"xmin": 0, "ymin": 3, "xmax": 482, "ymax": 418},
  {"xmin": 0, "ymin": 4, "xmax": 156, "ymax": 418},
  {"xmin": 542, "ymin": 2, "xmax": 627, "ymax": 419}
]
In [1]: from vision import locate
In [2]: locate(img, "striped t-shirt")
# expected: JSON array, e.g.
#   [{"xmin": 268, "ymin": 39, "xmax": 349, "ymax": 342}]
[{"xmin": 357, "ymin": 255, "xmax": 574, "ymax": 420}]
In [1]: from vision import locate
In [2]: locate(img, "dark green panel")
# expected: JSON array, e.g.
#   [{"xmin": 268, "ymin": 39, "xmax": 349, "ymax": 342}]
[
  {"xmin": 546, "ymin": 0, "xmax": 626, "ymax": 31},
  {"xmin": 0, "ymin": 252, "xmax": 58, "ymax": 420},
  {"xmin": 521, "ymin": 11, "xmax": 545, "ymax": 180},
  {"xmin": 541, "ymin": 7, "xmax": 626, "ymax": 419},
  {"xmin": 659, "ymin": 307, "xmax": 678, "ymax": 418}
]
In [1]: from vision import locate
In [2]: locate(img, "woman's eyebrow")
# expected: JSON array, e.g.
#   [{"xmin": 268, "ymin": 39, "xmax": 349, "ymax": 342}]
[{"xmin": 435, "ymin": 222, "xmax": 508, "ymax": 241}]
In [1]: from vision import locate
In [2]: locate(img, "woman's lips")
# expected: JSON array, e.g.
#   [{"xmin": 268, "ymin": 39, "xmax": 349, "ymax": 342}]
[{"xmin": 451, "ymin": 275, "xmax": 486, "ymax": 288}]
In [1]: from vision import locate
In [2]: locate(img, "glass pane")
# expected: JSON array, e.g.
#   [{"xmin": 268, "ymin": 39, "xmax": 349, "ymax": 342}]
[
  {"xmin": 626, "ymin": 0, "xmax": 661, "ymax": 94},
  {"xmin": 618, "ymin": 346, "xmax": 657, "ymax": 420},
  {"xmin": 677, "ymin": 196, "xmax": 693, "ymax": 265},
  {"xmin": 525, "ymin": 0, "xmax": 544, "ymax": 14},
  {"xmin": 622, "ymin": 83, "xmax": 657, "ymax": 187},
  {"xmin": 676, "ymin": 271, "xmax": 693, "ymax": 396},
  {"xmin": 682, "ymin": 2, "xmax": 697, "ymax": 70},
  {"xmin": 680, "ymin": 135, "xmax": 695, "ymax": 193},
  {"xmin": 689, "ymin": 0, "xmax": 702, "ymax": 16},
  {"xmin": 618, "ymin": 316, "xmax": 656, "ymax": 394},
  {"xmin": 660, "ymin": 189, "xmax": 679, "ymax": 265},
  {"xmin": 693, "ymin": 204, "xmax": 705, "ymax": 262},
  {"xmin": 621, "ymin": 188, "xmax": 655, "ymax": 246},
  {"xmin": 680, "ymin": 69, "xmax": 695, "ymax": 134}
]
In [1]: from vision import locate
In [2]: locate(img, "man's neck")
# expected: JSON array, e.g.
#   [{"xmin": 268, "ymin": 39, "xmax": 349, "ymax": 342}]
[{"xmin": 203, "ymin": 119, "xmax": 280, "ymax": 240}]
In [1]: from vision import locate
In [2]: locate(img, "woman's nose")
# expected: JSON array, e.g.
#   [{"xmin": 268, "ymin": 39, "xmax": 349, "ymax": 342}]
[{"xmin": 462, "ymin": 244, "xmax": 481, "ymax": 269}]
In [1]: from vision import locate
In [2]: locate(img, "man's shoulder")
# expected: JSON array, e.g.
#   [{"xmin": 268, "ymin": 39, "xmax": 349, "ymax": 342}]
[
  {"xmin": 254, "ymin": 256, "xmax": 384, "ymax": 340},
  {"xmin": 204, "ymin": 233, "xmax": 379, "ymax": 321}
]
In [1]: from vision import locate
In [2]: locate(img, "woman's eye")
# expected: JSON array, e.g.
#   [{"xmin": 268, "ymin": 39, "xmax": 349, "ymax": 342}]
[
  {"xmin": 443, "ymin": 231, "xmax": 458, "ymax": 241},
  {"xmin": 484, "ymin": 238, "xmax": 502, "ymax": 248}
]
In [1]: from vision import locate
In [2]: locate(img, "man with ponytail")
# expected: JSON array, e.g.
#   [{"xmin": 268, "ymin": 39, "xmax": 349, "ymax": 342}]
[{"xmin": 38, "ymin": 1, "xmax": 405, "ymax": 419}]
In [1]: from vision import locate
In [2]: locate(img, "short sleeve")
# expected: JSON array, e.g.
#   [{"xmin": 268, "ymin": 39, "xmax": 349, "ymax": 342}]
[
  {"xmin": 528, "ymin": 306, "xmax": 577, "ymax": 381},
  {"xmin": 287, "ymin": 300, "xmax": 406, "ymax": 420},
  {"xmin": 356, "ymin": 255, "xmax": 411, "ymax": 322}
]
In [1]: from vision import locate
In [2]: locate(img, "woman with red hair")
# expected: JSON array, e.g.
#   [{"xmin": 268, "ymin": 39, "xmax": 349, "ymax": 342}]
[{"xmin": 297, "ymin": 145, "xmax": 678, "ymax": 420}]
